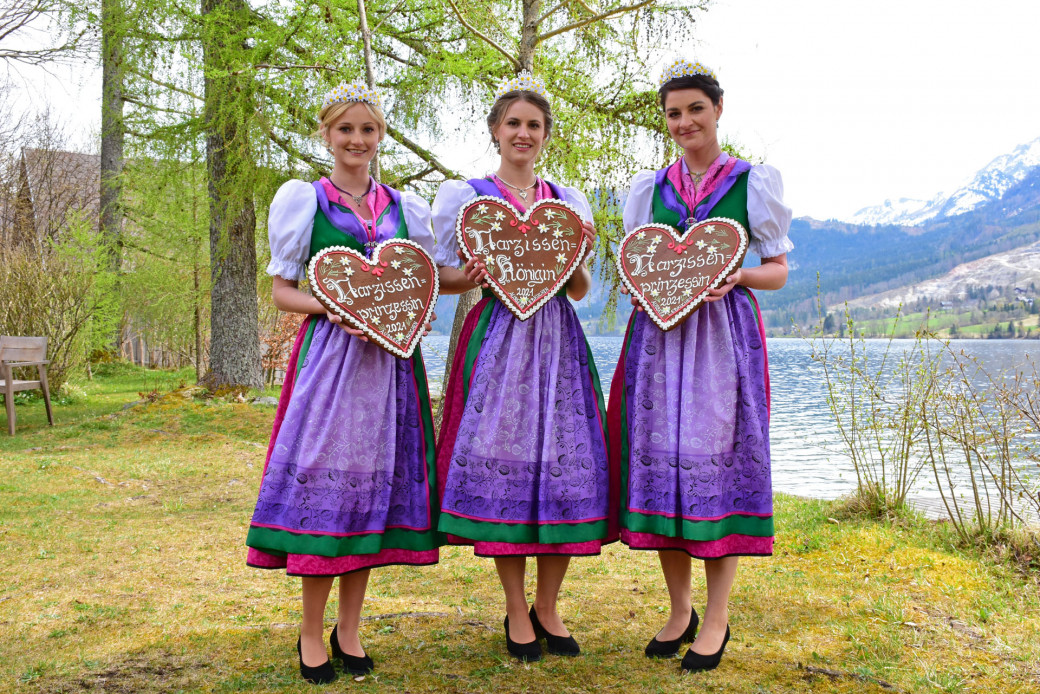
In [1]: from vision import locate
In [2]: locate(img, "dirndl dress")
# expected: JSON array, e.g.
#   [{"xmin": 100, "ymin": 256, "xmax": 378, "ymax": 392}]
[
  {"xmin": 432, "ymin": 177, "xmax": 613, "ymax": 557},
  {"xmin": 246, "ymin": 178, "xmax": 441, "ymax": 575},
  {"xmin": 608, "ymin": 154, "xmax": 793, "ymax": 559}
]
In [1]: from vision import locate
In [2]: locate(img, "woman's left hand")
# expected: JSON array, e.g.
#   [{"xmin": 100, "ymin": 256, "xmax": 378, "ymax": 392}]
[
  {"xmin": 421, "ymin": 311, "xmax": 437, "ymax": 338},
  {"xmin": 704, "ymin": 268, "xmax": 743, "ymax": 303},
  {"xmin": 579, "ymin": 221, "xmax": 597, "ymax": 263}
]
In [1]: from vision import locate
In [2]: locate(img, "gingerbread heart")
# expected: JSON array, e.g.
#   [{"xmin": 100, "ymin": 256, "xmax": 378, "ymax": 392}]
[
  {"xmin": 456, "ymin": 196, "xmax": 588, "ymax": 320},
  {"xmin": 307, "ymin": 240, "xmax": 439, "ymax": 358},
  {"xmin": 617, "ymin": 217, "xmax": 749, "ymax": 331}
]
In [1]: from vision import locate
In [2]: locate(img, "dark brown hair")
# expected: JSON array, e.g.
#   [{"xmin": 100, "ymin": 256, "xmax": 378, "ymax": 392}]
[
  {"xmin": 658, "ymin": 73, "xmax": 724, "ymax": 109},
  {"xmin": 487, "ymin": 90, "xmax": 554, "ymax": 150}
]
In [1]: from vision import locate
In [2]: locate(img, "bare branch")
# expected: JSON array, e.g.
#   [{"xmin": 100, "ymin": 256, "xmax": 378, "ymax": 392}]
[
  {"xmin": 536, "ymin": 0, "xmax": 653, "ymax": 43},
  {"xmin": 387, "ymin": 164, "xmax": 437, "ymax": 189},
  {"xmin": 122, "ymin": 94, "xmax": 196, "ymax": 118},
  {"xmin": 535, "ymin": 0, "xmax": 572, "ymax": 26},
  {"xmin": 126, "ymin": 66, "xmax": 203, "ymax": 102},
  {"xmin": 385, "ymin": 124, "xmax": 460, "ymax": 180},
  {"xmin": 441, "ymin": 0, "xmax": 520, "ymax": 70},
  {"xmin": 229, "ymin": 62, "xmax": 341, "ymax": 76}
]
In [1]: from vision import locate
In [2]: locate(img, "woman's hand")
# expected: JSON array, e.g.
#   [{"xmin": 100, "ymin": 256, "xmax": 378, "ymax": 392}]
[
  {"xmin": 579, "ymin": 221, "xmax": 597, "ymax": 263},
  {"xmin": 457, "ymin": 249, "xmax": 490, "ymax": 288},
  {"xmin": 704, "ymin": 268, "xmax": 743, "ymax": 303},
  {"xmin": 619, "ymin": 284, "xmax": 643, "ymax": 312},
  {"xmin": 326, "ymin": 311, "xmax": 368, "ymax": 340},
  {"xmin": 422, "ymin": 311, "xmax": 437, "ymax": 338}
]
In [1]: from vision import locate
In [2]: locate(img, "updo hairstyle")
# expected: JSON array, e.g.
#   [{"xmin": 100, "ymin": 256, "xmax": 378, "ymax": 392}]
[
  {"xmin": 487, "ymin": 90, "xmax": 554, "ymax": 151},
  {"xmin": 658, "ymin": 73, "xmax": 724, "ymax": 109}
]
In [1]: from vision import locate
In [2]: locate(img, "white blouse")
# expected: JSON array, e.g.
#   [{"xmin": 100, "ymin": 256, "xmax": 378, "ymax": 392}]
[
  {"xmin": 431, "ymin": 179, "xmax": 595, "ymax": 268},
  {"xmin": 622, "ymin": 158, "xmax": 794, "ymax": 259},
  {"xmin": 265, "ymin": 179, "xmax": 436, "ymax": 282}
]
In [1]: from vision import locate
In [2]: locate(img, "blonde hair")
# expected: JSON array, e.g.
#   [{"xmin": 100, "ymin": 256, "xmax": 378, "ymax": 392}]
[{"xmin": 317, "ymin": 100, "xmax": 387, "ymax": 140}]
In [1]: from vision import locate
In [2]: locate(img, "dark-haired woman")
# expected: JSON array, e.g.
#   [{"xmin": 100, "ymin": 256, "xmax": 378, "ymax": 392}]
[
  {"xmin": 433, "ymin": 71, "xmax": 610, "ymax": 662},
  {"xmin": 607, "ymin": 60, "xmax": 793, "ymax": 672}
]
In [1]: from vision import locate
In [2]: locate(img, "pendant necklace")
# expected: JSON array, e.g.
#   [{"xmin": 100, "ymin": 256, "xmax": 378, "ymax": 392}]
[
  {"xmin": 495, "ymin": 174, "xmax": 537, "ymax": 201},
  {"xmin": 329, "ymin": 177, "xmax": 371, "ymax": 207}
]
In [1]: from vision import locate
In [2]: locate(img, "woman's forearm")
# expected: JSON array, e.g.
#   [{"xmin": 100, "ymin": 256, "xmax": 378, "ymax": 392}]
[
  {"xmin": 438, "ymin": 266, "xmax": 478, "ymax": 295},
  {"xmin": 738, "ymin": 254, "xmax": 788, "ymax": 291},
  {"xmin": 566, "ymin": 264, "xmax": 591, "ymax": 301},
  {"xmin": 272, "ymin": 277, "xmax": 326, "ymax": 314}
]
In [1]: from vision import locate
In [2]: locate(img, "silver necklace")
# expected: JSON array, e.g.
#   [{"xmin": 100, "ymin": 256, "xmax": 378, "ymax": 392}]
[
  {"xmin": 495, "ymin": 174, "xmax": 537, "ymax": 200},
  {"xmin": 329, "ymin": 177, "xmax": 370, "ymax": 207}
]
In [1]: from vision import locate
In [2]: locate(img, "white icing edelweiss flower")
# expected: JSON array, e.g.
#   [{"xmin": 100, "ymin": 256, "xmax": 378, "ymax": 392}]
[
  {"xmin": 494, "ymin": 210, "xmax": 505, "ymax": 220},
  {"xmin": 650, "ymin": 289, "xmax": 659, "ymax": 297},
  {"xmin": 390, "ymin": 260, "xmax": 401, "ymax": 269},
  {"xmin": 636, "ymin": 231, "xmax": 646, "ymax": 239},
  {"xmin": 491, "ymin": 222, "xmax": 502, "ymax": 231},
  {"xmin": 403, "ymin": 268, "xmax": 413, "ymax": 276},
  {"xmin": 555, "ymin": 252, "xmax": 567, "ymax": 264},
  {"xmin": 553, "ymin": 229, "xmax": 563, "ymax": 238},
  {"xmin": 695, "ymin": 240, "xmax": 707, "ymax": 249},
  {"xmin": 477, "ymin": 204, "xmax": 488, "ymax": 213},
  {"xmin": 407, "ymin": 311, "xmax": 417, "ymax": 320},
  {"xmin": 344, "ymin": 267, "xmax": 354, "ymax": 276},
  {"xmin": 394, "ymin": 246, "xmax": 405, "ymax": 254}
]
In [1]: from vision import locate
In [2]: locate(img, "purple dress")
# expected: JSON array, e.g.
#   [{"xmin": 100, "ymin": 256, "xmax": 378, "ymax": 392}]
[
  {"xmin": 608, "ymin": 157, "xmax": 786, "ymax": 559},
  {"xmin": 246, "ymin": 179, "xmax": 440, "ymax": 576},
  {"xmin": 435, "ymin": 178, "xmax": 613, "ymax": 557}
]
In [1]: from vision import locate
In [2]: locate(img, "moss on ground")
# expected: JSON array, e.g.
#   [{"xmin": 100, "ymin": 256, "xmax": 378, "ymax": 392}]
[{"xmin": 1, "ymin": 370, "xmax": 1038, "ymax": 693}]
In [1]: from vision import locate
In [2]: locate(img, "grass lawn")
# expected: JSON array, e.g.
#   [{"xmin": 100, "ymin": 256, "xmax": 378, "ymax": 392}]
[{"xmin": 1, "ymin": 365, "xmax": 1038, "ymax": 693}]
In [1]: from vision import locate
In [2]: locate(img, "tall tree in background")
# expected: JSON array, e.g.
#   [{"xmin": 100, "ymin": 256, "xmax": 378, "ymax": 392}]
[
  {"xmin": 200, "ymin": 0, "xmax": 262, "ymax": 389},
  {"xmin": 99, "ymin": 0, "xmax": 124, "ymax": 274}
]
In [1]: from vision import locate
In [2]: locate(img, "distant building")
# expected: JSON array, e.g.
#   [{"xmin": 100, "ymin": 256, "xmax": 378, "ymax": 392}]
[{"xmin": 2, "ymin": 148, "xmax": 99, "ymax": 250}]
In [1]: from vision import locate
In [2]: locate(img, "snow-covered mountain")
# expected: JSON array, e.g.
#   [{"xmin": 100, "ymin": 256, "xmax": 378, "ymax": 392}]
[{"xmin": 846, "ymin": 136, "xmax": 1040, "ymax": 226}]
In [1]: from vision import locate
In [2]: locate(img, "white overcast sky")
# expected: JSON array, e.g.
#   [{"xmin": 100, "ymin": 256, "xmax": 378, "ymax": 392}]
[{"xmin": 6, "ymin": 0, "xmax": 1040, "ymax": 221}]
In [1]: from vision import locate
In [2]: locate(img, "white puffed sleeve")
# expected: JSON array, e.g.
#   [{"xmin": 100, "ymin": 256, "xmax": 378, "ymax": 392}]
[
  {"xmin": 400, "ymin": 191, "xmax": 436, "ymax": 257},
  {"xmin": 747, "ymin": 165, "xmax": 794, "ymax": 258},
  {"xmin": 266, "ymin": 179, "xmax": 317, "ymax": 281},
  {"xmin": 622, "ymin": 170, "xmax": 656, "ymax": 235},
  {"xmin": 431, "ymin": 180, "xmax": 478, "ymax": 268},
  {"xmin": 559, "ymin": 186, "xmax": 593, "ymax": 222}
]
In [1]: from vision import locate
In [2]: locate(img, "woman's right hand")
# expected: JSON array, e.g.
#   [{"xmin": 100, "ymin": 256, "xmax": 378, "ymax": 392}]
[
  {"xmin": 458, "ymin": 250, "xmax": 490, "ymax": 288},
  {"xmin": 326, "ymin": 311, "xmax": 368, "ymax": 340},
  {"xmin": 619, "ymin": 285, "xmax": 643, "ymax": 311}
]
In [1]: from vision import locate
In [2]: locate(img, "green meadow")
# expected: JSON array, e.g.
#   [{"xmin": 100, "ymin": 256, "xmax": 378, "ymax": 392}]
[{"xmin": 1, "ymin": 365, "xmax": 1038, "ymax": 693}]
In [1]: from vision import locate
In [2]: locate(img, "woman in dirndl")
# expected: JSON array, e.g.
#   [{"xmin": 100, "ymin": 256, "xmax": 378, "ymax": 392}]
[
  {"xmin": 433, "ymin": 71, "xmax": 610, "ymax": 662},
  {"xmin": 608, "ymin": 59, "xmax": 793, "ymax": 672},
  {"xmin": 245, "ymin": 82, "xmax": 440, "ymax": 684}
]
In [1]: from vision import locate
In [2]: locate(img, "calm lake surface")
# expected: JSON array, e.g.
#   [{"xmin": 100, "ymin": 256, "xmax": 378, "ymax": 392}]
[{"xmin": 419, "ymin": 335, "xmax": 1036, "ymax": 501}]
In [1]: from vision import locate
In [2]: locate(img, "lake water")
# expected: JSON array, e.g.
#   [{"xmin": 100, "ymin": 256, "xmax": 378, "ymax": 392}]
[{"xmin": 419, "ymin": 335, "xmax": 1037, "ymax": 502}]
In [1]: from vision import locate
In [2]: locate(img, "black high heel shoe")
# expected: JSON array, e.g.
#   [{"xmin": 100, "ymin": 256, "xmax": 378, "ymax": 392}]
[
  {"xmin": 297, "ymin": 637, "xmax": 337, "ymax": 685},
  {"xmin": 503, "ymin": 616, "xmax": 542, "ymax": 662},
  {"xmin": 330, "ymin": 624, "xmax": 374, "ymax": 675},
  {"xmin": 680, "ymin": 624, "xmax": 730, "ymax": 672},
  {"xmin": 645, "ymin": 607, "xmax": 699, "ymax": 658},
  {"xmin": 529, "ymin": 605, "xmax": 580, "ymax": 656}
]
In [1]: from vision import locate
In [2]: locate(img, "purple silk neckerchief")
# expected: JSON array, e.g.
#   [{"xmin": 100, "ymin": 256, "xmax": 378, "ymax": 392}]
[
  {"xmin": 468, "ymin": 177, "xmax": 566, "ymax": 210},
  {"xmin": 654, "ymin": 156, "xmax": 751, "ymax": 227},
  {"xmin": 312, "ymin": 178, "xmax": 402, "ymax": 256}
]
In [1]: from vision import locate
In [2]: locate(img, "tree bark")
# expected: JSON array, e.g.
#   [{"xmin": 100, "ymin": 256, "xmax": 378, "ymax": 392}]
[
  {"xmin": 356, "ymin": 0, "xmax": 380, "ymax": 180},
  {"xmin": 99, "ymin": 0, "xmax": 124, "ymax": 274},
  {"xmin": 201, "ymin": 0, "xmax": 262, "ymax": 389},
  {"xmin": 519, "ymin": 0, "xmax": 541, "ymax": 71}
]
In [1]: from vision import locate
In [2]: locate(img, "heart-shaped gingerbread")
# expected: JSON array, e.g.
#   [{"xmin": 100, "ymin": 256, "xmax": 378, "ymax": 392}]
[
  {"xmin": 456, "ymin": 196, "xmax": 588, "ymax": 320},
  {"xmin": 307, "ymin": 240, "xmax": 439, "ymax": 358},
  {"xmin": 617, "ymin": 217, "xmax": 749, "ymax": 331}
]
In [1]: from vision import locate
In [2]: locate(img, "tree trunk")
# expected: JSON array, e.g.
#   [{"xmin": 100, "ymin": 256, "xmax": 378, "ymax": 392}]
[
  {"xmin": 99, "ymin": 0, "xmax": 124, "ymax": 272},
  {"xmin": 201, "ymin": 0, "xmax": 262, "ymax": 389},
  {"xmin": 356, "ymin": 0, "xmax": 379, "ymax": 180},
  {"xmin": 519, "ymin": 0, "xmax": 541, "ymax": 71}
]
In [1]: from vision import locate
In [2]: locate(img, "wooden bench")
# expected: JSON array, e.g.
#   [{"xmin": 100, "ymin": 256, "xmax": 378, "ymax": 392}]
[{"xmin": 0, "ymin": 336, "xmax": 54, "ymax": 435}]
